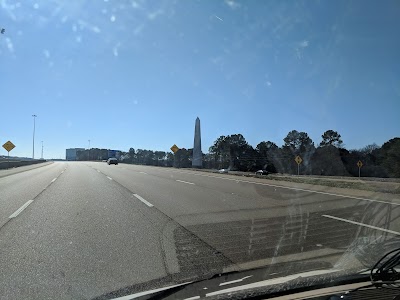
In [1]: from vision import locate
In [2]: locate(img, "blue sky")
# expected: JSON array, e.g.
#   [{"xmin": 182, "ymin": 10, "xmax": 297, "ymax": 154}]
[{"xmin": 1, "ymin": 0, "xmax": 399, "ymax": 159}]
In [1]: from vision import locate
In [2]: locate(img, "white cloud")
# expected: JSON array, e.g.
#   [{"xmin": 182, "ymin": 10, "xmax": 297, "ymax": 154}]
[
  {"xmin": 113, "ymin": 42, "xmax": 121, "ymax": 57},
  {"xmin": 148, "ymin": 9, "xmax": 163, "ymax": 20},
  {"xmin": 214, "ymin": 15, "xmax": 223, "ymax": 21},
  {"xmin": 43, "ymin": 49, "xmax": 50, "ymax": 58},
  {"xmin": 76, "ymin": 20, "xmax": 101, "ymax": 34},
  {"xmin": 131, "ymin": 1, "xmax": 139, "ymax": 9},
  {"xmin": 33, "ymin": 3, "xmax": 39, "ymax": 9},
  {"xmin": 299, "ymin": 40, "xmax": 309, "ymax": 48},
  {"xmin": 266, "ymin": 81, "xmax": 272, "ymax": 86},
  {"xmin": 5, "ymin": 38, "xmax": 14, "ymax": 53},
  {"xmin": 110, "ymin": 15, "xmax": 116, "ymax": 22},
  {"xmin": 92, "ymin": 26, "xmax": 101, "ymax": 33},
  {"xmin": 295, "ymin": 40, "xmax": 309, "ymax": 60},
  {"xmin": 75, "ymin": 36, "xmax": 82, "ymax": 43},
  {"xmin": 1, "ymin": 1, "xmax": 17, "ymax": 21},
  {"xmin": 225, "ymin": 0, "xmax": 240, "ymax": 9},
  {"xmin": 296, "ymin": 48, "xmax": 301, "ymax": 59}
]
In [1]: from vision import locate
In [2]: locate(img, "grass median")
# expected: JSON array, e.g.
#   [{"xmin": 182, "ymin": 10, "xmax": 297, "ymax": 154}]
[{"xmin": 252, "ymin": 174, "xmax": 400, "ymax": 194}]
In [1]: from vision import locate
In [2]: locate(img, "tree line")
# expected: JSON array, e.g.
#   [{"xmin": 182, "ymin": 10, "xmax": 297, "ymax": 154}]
[
  {"xmin": 82, "ymin": 130, "xmax": 399, "ymax": 178},
  {"xmin": 206, "ymin": 130, "xmax": 400, "ymax": 178}
]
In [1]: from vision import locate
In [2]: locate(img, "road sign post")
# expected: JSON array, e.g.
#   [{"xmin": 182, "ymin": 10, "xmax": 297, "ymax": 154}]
[
  {"xmin": 357, "ymin": 160, "xmax": 363, "ymax": 178},
  {"xmin": 2, "ymin": 141, "xmax": 16, "ymax": 170},
  {"xmin": 170, "ymin": 144, "xmax": 180, "ymax": 168},
  {"xmin": 295, "ymin": 155, "xmax": 303, "ymax": 175}
]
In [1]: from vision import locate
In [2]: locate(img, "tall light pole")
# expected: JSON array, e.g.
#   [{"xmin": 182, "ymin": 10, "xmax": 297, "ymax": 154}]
[
  {"xmin": 88, "ymin": 139, "xmax": 91, "ymax": 161},
  {"xmin": 41, "ymin": 141, "xmax": 44, "ymax": 159},
  {"xmin": 32, "ymin": 114, "xmax": 37, "ymax": 159}
]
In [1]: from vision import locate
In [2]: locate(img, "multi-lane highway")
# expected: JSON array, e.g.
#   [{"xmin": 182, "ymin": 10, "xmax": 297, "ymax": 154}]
[{"xmin": 0, "ymin": 162, "xmax": 399, "ymax": 299}]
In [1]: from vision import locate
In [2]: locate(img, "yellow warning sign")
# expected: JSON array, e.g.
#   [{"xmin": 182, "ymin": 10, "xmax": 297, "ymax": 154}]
[
  {"xmin": 170, "ymin": 144, "xmax": 180, "ymax": 154},
  {"xmin": 2, "ymin": 141, "xmax": 15, "ymax": 152},
  {"xmin": 295, "ymin": 155, "xmax": 303, "ymax": 165}
]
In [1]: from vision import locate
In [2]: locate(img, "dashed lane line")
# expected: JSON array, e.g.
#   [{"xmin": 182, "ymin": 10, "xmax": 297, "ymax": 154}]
[
  {"xmin": 9, "ymin": 200, "xmax": 34, "ymax": 218},
  {"xmin": 176, "ymin": 180, "xmax": 195, "ymax": 185},
  {"xmin": 158, "ymin": 169, "xmax": 400, "ymax": 206},
  {"xmin": 133, "ymin": 194, "xmax": 154, "ymax": 207}
]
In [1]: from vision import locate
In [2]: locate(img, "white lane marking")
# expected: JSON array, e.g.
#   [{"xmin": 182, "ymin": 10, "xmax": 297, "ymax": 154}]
[
  {"xmin": 133, "ymin": 194, "xmax": 154, "ymax": 207},
  {"xmin": 139, "ymin": 171, "xmax": 148, "ymax": 175},
  {"xmin": 207, "ymin": 269, "xmax": 338, "ymax": 297},
  {"xmin": 110, "ymin": 281, "xmax": 192, "ymax": 300},
  {"xmin": 163, "ymin": 169, "xmax": 399, "ymax": 206},
  {"xmin": 107, "ymin": 176, "xmax": 112, "ymax": 180},
  {"xmin": 220, "ymin": 275, "xmax": 253, "ymax": 286},
  {"xmin": 97, "ymin": 170, "xmax": 100, "ymax": 173},
  {"xmin": 322, "ymin": 215, "xmax": 400, "ymax": 236},
  {"xmin": 61, "ymin": 171, "xmax": 64, "ymax": 174},
  {"xmin": 184, "ymin": 296, "xmax": 200, "ymax": 300},
  {"xmin": 51, "ymin": 178, "xmax": 57, "ymax": 183},
  {"xmin": 176, "ymin": 180, "xmax": 195, "ymax": 185},
  {"xmin": 9, "ymin": 200, "xmax": 34, "ymax": 218}
]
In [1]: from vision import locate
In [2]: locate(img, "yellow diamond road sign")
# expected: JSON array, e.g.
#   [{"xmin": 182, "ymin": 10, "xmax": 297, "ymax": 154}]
[
  {"xmin": 357, "ymin": 160, "xmax": 363, "ymax": 168},
  {"xmin": 295, "ymin": 155, "xmax": 303, "ymax": 165},
  {"xmin": 2, "ymin": 141, "xmax": 15, "ymax": 152},
  {"xmin": 170, "ymin": 144, "xmax": 180, "ymax": 154}
]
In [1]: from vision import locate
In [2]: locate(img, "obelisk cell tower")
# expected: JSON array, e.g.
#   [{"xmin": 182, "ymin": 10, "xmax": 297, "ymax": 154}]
[{"xmin": 192, "ymin": 117, "xmax": 202, "ymax": 168}]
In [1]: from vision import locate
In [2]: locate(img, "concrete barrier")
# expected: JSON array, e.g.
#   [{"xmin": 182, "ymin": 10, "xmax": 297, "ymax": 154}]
[{"xmin": 0, "ymin": 159, "xmax": 47, "ymax": 170}]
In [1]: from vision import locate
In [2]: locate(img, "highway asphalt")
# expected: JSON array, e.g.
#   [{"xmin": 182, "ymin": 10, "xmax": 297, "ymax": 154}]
[{"xmin": 0, "ymin": 162, "xmax": 399, "ymax": 299}]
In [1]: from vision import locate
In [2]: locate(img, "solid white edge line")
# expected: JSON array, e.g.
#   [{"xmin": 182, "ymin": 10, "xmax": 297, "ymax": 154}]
[
  {"xmin": 219, "ymin": 275, "xmax": 253, "ymax": 286},
  {"xmin": 176, "ymin": 180, "xmax": 195, "ymax": 185},
  {"xmin": 139, "ymin": 171, "xmax": 148, "ymax": 175},
  {"xmin": 51, "ymin": 178, "xmax": 57, "ymax": 183},
  {"xmin": 107, "ymin": 176, "xmax": 112, "ymax": 180},
  {"xmin": 110, "ymin": 281, "xmax": 192, "ymax": 300},
  {"xmin": 322, "ymin": 214, "xmax": 400, "ymax": 236},
  {"xmin": 110, "ymin": 166, "xmax": 399, "ymax": 206},
  {"xmin": 206, "ymin": 269, "xmax": 339, "ymax": 297},
  {"xmin": 9, "ymin": 200, "xmax": 34, "ymax": 218},
  {"xmin": 133, "ymin": 194, "xmax": 154, "ymax": 207},
  {"xmin": 165, "ymin": 169, "xmax": 399, "ymax": 206}
]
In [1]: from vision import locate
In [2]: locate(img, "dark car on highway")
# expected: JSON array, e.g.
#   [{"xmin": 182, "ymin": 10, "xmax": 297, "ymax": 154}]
[{"xmin": 107, "ymin": 158, "xmax": 118, "ymax": 165}]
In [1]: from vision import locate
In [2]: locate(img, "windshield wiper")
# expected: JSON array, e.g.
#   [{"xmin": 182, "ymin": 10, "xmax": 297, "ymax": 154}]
[{"xmin": 370, "ymin": 247, "xmax": 400, "ymax": 288}]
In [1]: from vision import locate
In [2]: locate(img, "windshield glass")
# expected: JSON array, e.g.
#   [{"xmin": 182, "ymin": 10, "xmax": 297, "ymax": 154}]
[{"xmin": 1, "ymin": 0, "xmax": 399, "ymax": 299}]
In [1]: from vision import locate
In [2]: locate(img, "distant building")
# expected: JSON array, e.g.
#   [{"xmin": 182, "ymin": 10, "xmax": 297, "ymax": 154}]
[{"xmin": 66, "ymin": 148, "xmax": 85, "ymax": 161}]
